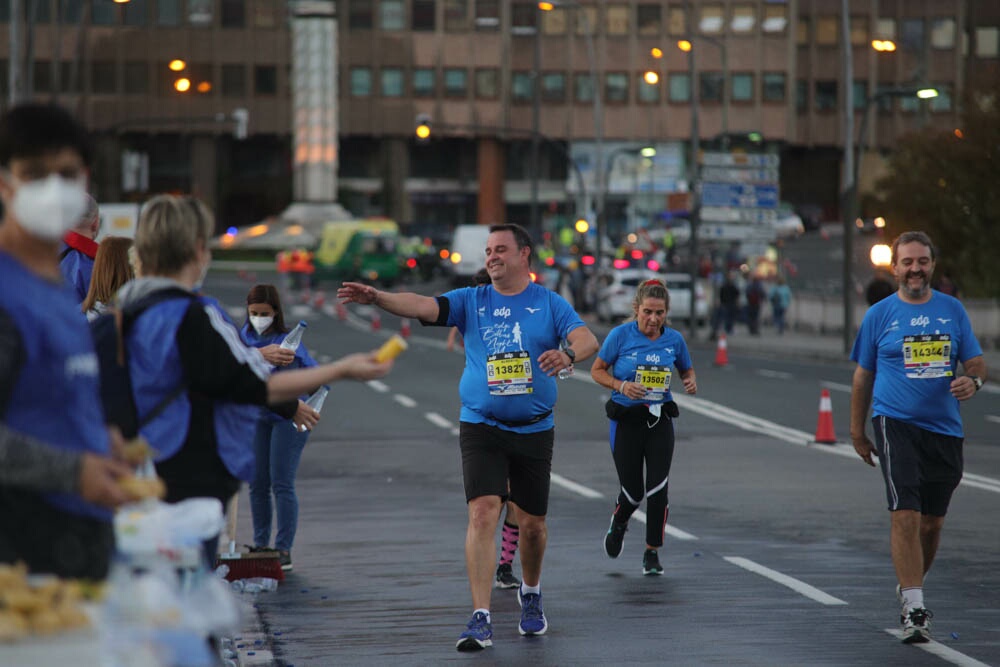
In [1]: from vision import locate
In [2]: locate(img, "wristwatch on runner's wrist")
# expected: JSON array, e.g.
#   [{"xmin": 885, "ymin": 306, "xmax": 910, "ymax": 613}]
[
  {"xmin": 968, "ymin": 375, "xmax": 983, "ymax": 391},
  {"xmin": 560, "ymin": 340, "xmax": 576, "ymax": 363}
]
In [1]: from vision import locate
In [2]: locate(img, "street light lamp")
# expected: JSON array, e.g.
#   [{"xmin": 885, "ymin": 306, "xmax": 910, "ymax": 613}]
[{"xmin": 871, "ymin": 39, "xmax": 897, "ymax": 52}]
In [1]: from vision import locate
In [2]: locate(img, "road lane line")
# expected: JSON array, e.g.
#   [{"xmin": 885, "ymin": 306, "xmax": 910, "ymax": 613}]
[
  {"xmin": 550, "ymin": 473, "xmax": 604, "ymax": 499},
  {"xmin": 367, "ymin": 380, "xmax": 390, "ymax": 393},
  {"xmin": 632, "ymin": 510, "xmax": 699, "ymax": 541},
  {"xmin": 979, "ymin": 384, "xmax": 1000, "ymax": 395},
  {"xmin": 394, "ymin": 394, "xmax": 417, "ymax": 408},
  {"xmin": 757, "ymin": 369, "xmax": 794, "ymax": 380},
  {"xmin": 425, "ymin": 412, "xmax": 454, "ymax": 429},
  {"xmin": 723, "ymin": 557, "xmax": 847, "ymax": 606},
  {"xmin": 986, "ymin": 415, "xmax": 1000, "ymax": 425},
  {"xmin": 821, "ymin": 381, "xmax": 852, "ymax": 393},
  {"xmin": 882, "ymin": 630, "xmax": 991, "ymax": 667}
]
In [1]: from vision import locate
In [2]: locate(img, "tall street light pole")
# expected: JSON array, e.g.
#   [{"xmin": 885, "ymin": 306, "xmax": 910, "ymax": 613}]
[
  {"xmin": 529, "ymin": 5, "xmax": 542, "ymax": 239},
  {"xmin": 840, "ymin": 2, "xmax": 855, "ymax": 355},
  {"xmin": 539, "ymin": 2, "xmax": 603, "ymax": 270},
  {"xmin": 685, "ymin": 0, "xmax": 700, "ymax": 341}
]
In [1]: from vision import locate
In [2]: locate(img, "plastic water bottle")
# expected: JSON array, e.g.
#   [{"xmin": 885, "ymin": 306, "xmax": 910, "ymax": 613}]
[
  {"xmin": 295, "ymin": 385, "xmax": 329, "ymax": 431},
  {"xmin": 280, "ymin": 320, "xmax": 308, "ymax": 352},
  {"xmin": 557, "ymin": 365, "xmax": 574, "ymax": 380}
]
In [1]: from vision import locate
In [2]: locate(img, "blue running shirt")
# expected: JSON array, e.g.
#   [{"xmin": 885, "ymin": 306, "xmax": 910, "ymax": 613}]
[
  {"xmin": 444, "ymin": 282, "xmax": 585, "ymax": 433},
  {"xmin": 599, "ymin": 322, "xmax": 692, "ymax": 408},
  {"xmin": 851, "ymin": 291, "xmax": 982, "ymax": 437}
]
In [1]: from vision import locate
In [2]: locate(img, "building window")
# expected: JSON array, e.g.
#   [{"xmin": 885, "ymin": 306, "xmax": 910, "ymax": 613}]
[
  {"xmin": 444, "ymin": 68, "xmax": 467, "ymax": 96},
  {"xmin": 542, "ymin": 7, "xmax": 568, "ymax": 34},
  {"xmin": 124, "ymin": 0, "xmax": 148, "ymax": 26},
  {"xmin": 574, "ymin": 73, "xmax": 594, "ymax": 103},
  {"xmin": 444, "ymin": 0, "xmax": 467, "ymax": 31},
  {"xmin": 900, "ymin": 94, "xmax": 919, "ymax": 113},
  {"xmin": 221, "ymin": 0, "xmax": 245, "ymax": 27},
  {"xmin": 638, "ymin": 74, "xmax": 659, "ymax": 103},
  {"xmin": 852, "ymin": 80, "xmax": 867, "ymax": 110},
  {"xmin": 699, "ymin": 4, "xmax": 723, "ymax": 34},
  {"xmin": 876, "ymin": 18, "xmax": 895, "ymax": 40},
  {"xmin": 731, "ymin": 73, "xmax": 752, "ymax": 102},
  {"xmin": 930, "ymin": 86, "xmax": 952, "ymax": 112},
  {"xmin": 511, "ymin": 2, "xmax": 537, "ymax": 34},
  {"xmin": 850, "ymin": 15, "xmax": 867, "ymax": 46},
  {"xmin": 541, "ymin": 72, "xmax": 566, "ymax": 102},
  {"xmin": 637, "ymin": 4, "xmax": 661, "ymax": 37},
  {"xmin": 124, "ymin": 61, "xmax": 149, "ymax": 94},
  {"xmin": 762, "ymin": 72, "xmax": 785, "ymax": 102},
  {"xmin": 731, "ymin": 5, "xmax": 754, "ymax": 34},
  {"xmin": 975, "ymin": 27, "xmax": 999, "ymax": 57},
  {"xmin": 512, "ymin": 71, "xmax": 533, "ymax": 102},
  {"xmin": 381, "ymin": 67, "xmax": 404, "ymax": 96},
  {"xmin": 91, "ymin": 61, "xmax": 116, "ymax": 94},
  {"xmin": 254, "ymin": 2, "xmax": 277, "ymax": 28},
  {"xmin": 60, "ymin": 62, "xmax": 81, "ymax": 93},
  {"xmin": 930, "ymin": 18, "xmax": 955, "ymax": 49},
  {"xmin": 668, "ymin": 73, "xmax": 690, "ymax": 102},
  {"xmin": 796, "ymin": 17, "xmax": 809, "ymax": 45},
  {"xmin": 900, "ymin": 19, "xmax": 924, "ymax": 52},
  {"xmin": 350, "ymin": 67, "xmax": 372, "ymax": 96},
  {"xmin": 814, "ymin": 80, "xmax": 837, "ymax": 111},
  {"xmin": 475, "ymin": 0, "xmax": 499, "ymax": 30},
  {"xmin": 157, "ymin": 0, "xmax": 181, "ymax": 25},
  {"xmin": 350, "ymin": 0, "xmax": 374, "ymax": 29},
  {"xmin": 27, "ymin": 0, "xmax": 51, "ymax": 23},
  {"xmin": 816, "ymin": 16, "xmax": 837, "ymax": 45},
  {"xmin": 606, "ymin": 4, "xmax": 628, "ymax": 36},
  {"xmin": 762, "ymin": 4, "xmax": 787, "ymax": 34},
  {"xmin": 380, "ymin": 0, "xmax": 405, "ymax": 30},
  {"xmin": 413, "ymin": 0, "xmax": 435, "ymax": 31},
  {"xmin": 475, "ymin": 68, "xmax": 498, "ymax": 98},
  {"xmin": 221, "ymin": 64, "xmax": 246, "ymax": 97},
  {"xmin": 254, "ymin": 65, "xmax": 277, "ymax": 95},
  {"xmin": 605, "ymin": 72, "xmax": 628, "ymax": 103},
  {"xmin": 59, "ymin": 1, "xmax": 83, "ymax": 23},
  {"xmin": 796, "ymin": 79, "xmax": 808, "ymax": 112},
  {"xmin": 667, "ymin": 6, "xmax": 685, "ymax": 36},
  {"xmin": 32, "ymin": 62, "xmax": 51, "ymax": 93},
  {"xmin": 92, "ymin": 2, "xmax": 117, "ymax": 24},
  {"xmin": 700, "ymin": 72, "xmax": 723, "ymax": 103},
  {"xmin": 574, "ymin": 6, "xmax": 598, "ymax": 36},
  {"xmin": 0, "ymin": 61, "xmax": 6, "ymax": 93},
  {"xmin": 413, "ymin": 68, "xmax": 435, "ymax": 96}
]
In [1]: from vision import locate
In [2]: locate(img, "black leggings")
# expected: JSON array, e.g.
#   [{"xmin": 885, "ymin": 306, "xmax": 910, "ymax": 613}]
[{"xmin": 608, "ymin": 413, "xmax": 675, "ymax": 548}]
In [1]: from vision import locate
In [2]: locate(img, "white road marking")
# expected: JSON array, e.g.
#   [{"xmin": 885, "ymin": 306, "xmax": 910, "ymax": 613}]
[
  {"xmin": 394, "ymin": 394, "xmax": 417, "ymax": 408},
  {"xmin": 723, "ymin": 557, "xmax": 847, "ymax": 606},
  {"xmin": 425, "ymin": 412, "xmax": 454, "ymax": 429},
  {"xmin": 367, "ymin": 380, "xmax": 390, "ymax": 393},
  {"xmin": 821, "ymin": 381, "xmax": 852, "ymax": 393},
  {"xmin": 979, "ymin": 383, "xmax": 1000, "ymax": 395},
  {"xmin": 757, "ymin": 369, "xmax": 793, "ymax": 380},
  {"xmin": 550, "ymin": 473, "xmax": 604, "ymax": 499},
  {"xmin": 633, "ymin": 509, "xmax": 699, "ymax": 541},
  {"xmin": 226, "ymin": 306, "xmax": 245, "ymax": 321},
  {"xmin": 289, "ymin": 304, "xmax": 312, "ymax": 318},
  {"xmin": 986, "ymin": 415, "xmax": 1000, "ymax": 425},
  {"xmin": 318, "ymin": 355, "xmax": 332, "ymax": 363},
  {"xmin": 882, "ymin": 630, "xmax": 992, "ymax": 667}
]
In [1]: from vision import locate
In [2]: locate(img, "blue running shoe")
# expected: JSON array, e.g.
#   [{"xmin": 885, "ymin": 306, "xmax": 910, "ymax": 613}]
[
  {"xmin": 517, "ymin": 589, "xmax": 548, "ymax": 636},
  {"xmin": 456, "ymin": 611, "xmax": 492, "ymax": 651}
]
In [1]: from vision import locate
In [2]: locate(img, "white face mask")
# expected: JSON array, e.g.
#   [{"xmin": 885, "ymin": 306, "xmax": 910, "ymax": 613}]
[
  {"xmin": 250, "ymin": 315, "xmax": 274, "ymax": 335},
  {"xmin": 11, "ymin": 174, "xmax": 88, "ymax": 242}
]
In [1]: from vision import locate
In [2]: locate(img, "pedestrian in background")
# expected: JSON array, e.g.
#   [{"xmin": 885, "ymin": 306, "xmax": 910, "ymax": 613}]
[
  {"xmin": 239, "ymin": 283, "xmax": 321, "ymax": 572},
  {"xmin": 711, "ymin": 271, "xmax": 740, "ymax": 339},
  {"xmin": 338, "ymin": 223, "xmax": 599, "ymax": 652},
  {"xmin": 120, "ymin": 194, "xmax": 392, "ymax": 565},
  {"xmin": 81, "ymin": 236, "xmax": 134, "ymax": 320},
  {"xmin": 850, "ymin": 230, "xmax": 987, "ymax": 644},
  {"xmin": 0, "ymin": 103, "xmax": 131, "ymax": 579},
  {"xmin": 59, "ymin": 193, "xmax": 101, "ymax": 303},
  {"xmin": 745, "ymin": 275, "xmax": 766, "ymax": 335},
  {"xmin": 768, "ymin": 275, "xmax": 792, "ymax": 335},
  {"xmin": 590, "ymin": 279, "xmax": 697, "ymax": 576}
]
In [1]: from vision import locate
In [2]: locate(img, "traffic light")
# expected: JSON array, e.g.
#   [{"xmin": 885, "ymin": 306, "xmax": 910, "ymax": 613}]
[{"xmin": 415, "ymin": 113, "xmax": 432, "ymax": 142}]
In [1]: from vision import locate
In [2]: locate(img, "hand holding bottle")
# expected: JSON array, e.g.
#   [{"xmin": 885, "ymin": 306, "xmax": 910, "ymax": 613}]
[
  {"xmin": 260, "ymin": 344, "xmax": 295, "ymax": 366},
  {"xmin": 292, "ymin": 400, "xmax": 321, "ymax": 432}
]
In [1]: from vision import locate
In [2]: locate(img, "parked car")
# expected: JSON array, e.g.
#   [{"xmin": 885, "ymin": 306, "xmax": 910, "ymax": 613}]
[
  {"xmin": 595, "ymin": 268, "xmax": 708, "ymax": 325},
  {"xmin": 855, "ymin": 215, "xmax": 887, "ymax": 234},
  {"xmin": 769, "ymin": 203, "xmax": 805, "ymax": 239},
  {"xmin": 662, "ymin": 272, "xmax": 710, "ymax": 325}
]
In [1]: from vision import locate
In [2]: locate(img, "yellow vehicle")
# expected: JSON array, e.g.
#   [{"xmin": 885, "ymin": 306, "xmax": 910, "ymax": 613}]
[{"xmin": 313, "ymin": 219, "xmax": 401, "ymax": 286}]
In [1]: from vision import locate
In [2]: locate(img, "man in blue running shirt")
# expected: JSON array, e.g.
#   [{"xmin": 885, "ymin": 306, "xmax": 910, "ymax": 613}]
[
  {"xmin": 850, "ymin": 231, "xmax": 987, "ymax": 645},
  {"xmin": 339, "ymin": 223, "xmax": 599, "ymax": 651}
]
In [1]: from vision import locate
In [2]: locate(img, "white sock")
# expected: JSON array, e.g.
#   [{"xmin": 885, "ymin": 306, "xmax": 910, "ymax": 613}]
[
  {"xmin": 474, "ymin": 608, "xmax": 491, "ymax": 623},
  {"xmin": 520, "ymin": 583, "xmax": 540, "ymax": 596},
  {"xmin": 901, "ymin": 587, "xmax": 924, "ymax": 611}
]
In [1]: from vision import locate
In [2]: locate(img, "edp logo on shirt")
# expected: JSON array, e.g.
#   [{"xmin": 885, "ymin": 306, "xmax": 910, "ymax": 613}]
[
  {"xmin": 910, "ymin": 315, "xmax": 929, "ymax": 328},
  {"xmin": 645, "ymin": 353, "xmax": 661, "ymax": 364},
  {"xmin": 65, "ymin": 352, "xmax": 99, "ymax": 379},
  {"xmin": 493, "ymin": 307, "xmax": 511, "ymax": 318}
]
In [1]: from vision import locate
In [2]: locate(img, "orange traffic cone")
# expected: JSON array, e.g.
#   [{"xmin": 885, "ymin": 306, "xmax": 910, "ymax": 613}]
[
  {"xmin": 400, "ymin": 318, "xmax": 411, "ymax": 338},
  {"xmin": 814, "ymin": 389, "xmax": 837, "ymax": 444},
  {"xmin": 713, "ymin": 333, "xmax": 729, "ymax": 367},
  {"xmin": 335, "ymin": 302, "xmax": 347, "ymax": 321},
  {"xmin": 371, "ymin": 312, "xmax": 381, "ymax": 331}
]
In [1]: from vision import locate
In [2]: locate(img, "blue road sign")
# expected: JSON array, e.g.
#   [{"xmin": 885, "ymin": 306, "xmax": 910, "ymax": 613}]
[{"xmin": 701, "ymin": 182, "xmax": 779, "ymax": 209}]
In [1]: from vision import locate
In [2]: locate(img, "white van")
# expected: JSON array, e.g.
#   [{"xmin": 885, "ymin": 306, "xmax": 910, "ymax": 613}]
[{"xmin": 449, "ymin": 224, "xmax": 491, "ymax": 284}]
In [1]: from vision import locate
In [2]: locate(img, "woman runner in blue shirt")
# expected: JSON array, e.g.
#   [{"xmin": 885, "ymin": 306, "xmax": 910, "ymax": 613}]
[{"xmin": 591, "ymin": 278, "xmax": 697, "ymax": 575}]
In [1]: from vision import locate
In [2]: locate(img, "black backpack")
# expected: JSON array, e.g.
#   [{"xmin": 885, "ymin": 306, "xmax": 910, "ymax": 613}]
[{"xmin": 90, "ymin": 287, "xmax": 196, "ymax": 439}]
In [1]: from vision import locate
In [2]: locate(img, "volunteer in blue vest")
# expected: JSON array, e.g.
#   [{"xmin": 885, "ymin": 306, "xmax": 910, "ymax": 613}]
[
  {"xmin": 338, "ymin": 223, "xmax": 599, "ymax": 652},
  {"xmin": 120, "ymin": 195, "xmax": 393, "ymax": 563},
  {"xmin": 0, "ymin": 102, "xmax": 133, "ymax": 579},
  {"xmin": 59, "ymin": 193, "xmax": 101, "ymax": 303},
  {"xmin": 850, "ymin": 230, "xmax": 987, "ymax": 644},
  {"xmin": 239, "ymin": 283, "xmax": 320, "ymax": 573},
  {"xmin": 590, "ymin": 279, "xmax": 697, "ymax": 576}
]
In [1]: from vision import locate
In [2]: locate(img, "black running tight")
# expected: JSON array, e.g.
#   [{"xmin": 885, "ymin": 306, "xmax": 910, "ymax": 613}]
[{"xmin": 608, "ymin": 413, "xmax": 675, "ymax": 548}]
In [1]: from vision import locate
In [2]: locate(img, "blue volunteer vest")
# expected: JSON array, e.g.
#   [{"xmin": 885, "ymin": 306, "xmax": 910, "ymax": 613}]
[
  {"xmin": 127, "ymin": 293, "xmax": 257, "ymax": 482},
  {"xmin": 0, "ymin": 252, "xmax": 111, "ymax": 520}
]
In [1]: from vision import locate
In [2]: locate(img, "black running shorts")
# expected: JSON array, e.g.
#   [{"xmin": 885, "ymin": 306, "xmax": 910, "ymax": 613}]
[
  {"xmin": 459, "ymin": 421, "xmax": 554, "ymax": 517},
  {"xmin": 871, "ymin": 415, "xmax": 963, "ymax": 516}
]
